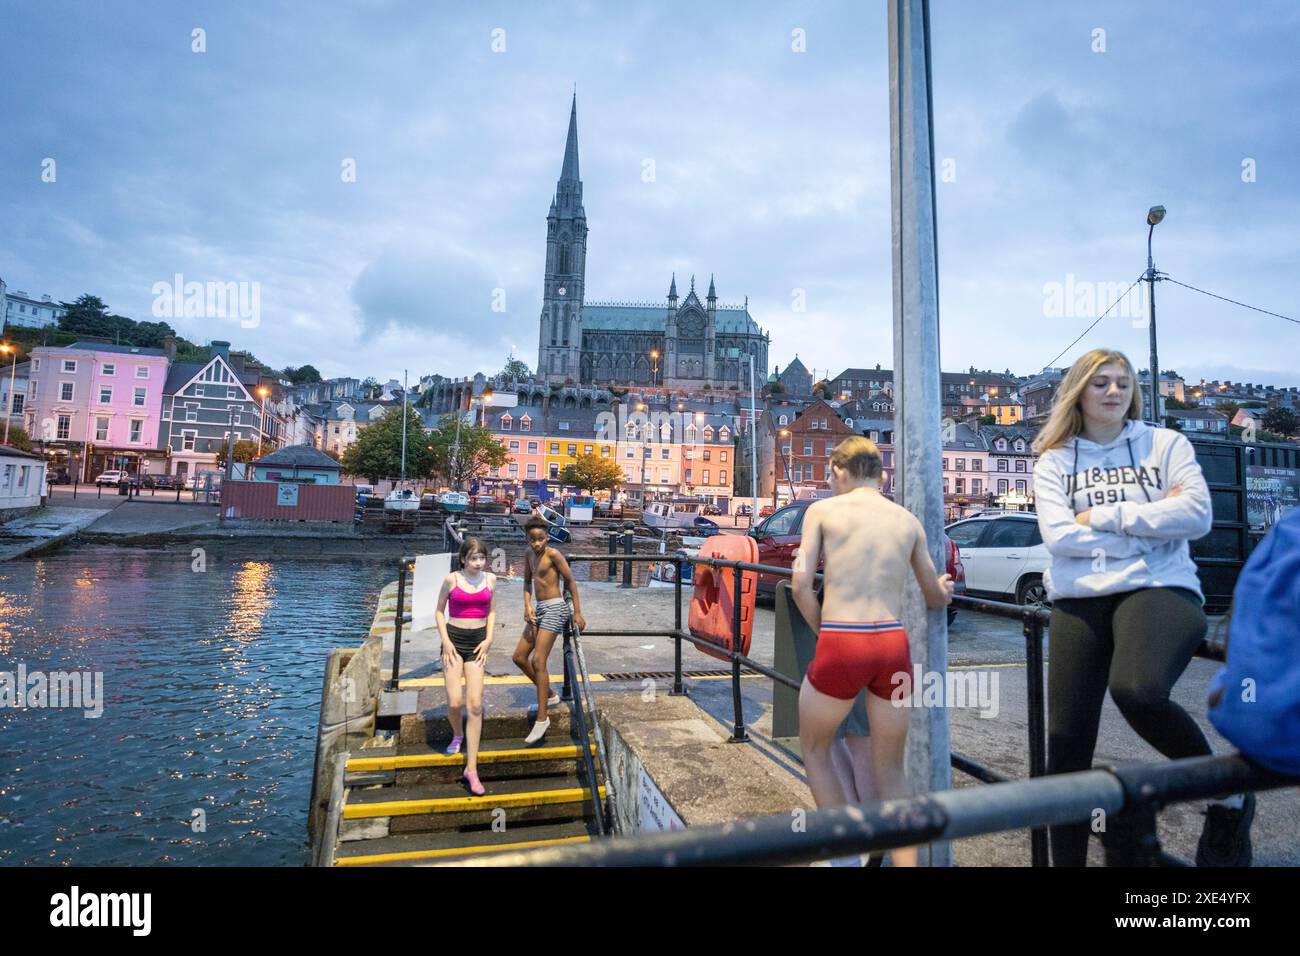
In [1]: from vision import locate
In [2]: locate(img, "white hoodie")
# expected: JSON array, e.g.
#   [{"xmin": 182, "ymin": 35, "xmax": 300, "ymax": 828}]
[{"xmin": 1033, "ymin": 420, "xmax": 1213, "ymax": 601}]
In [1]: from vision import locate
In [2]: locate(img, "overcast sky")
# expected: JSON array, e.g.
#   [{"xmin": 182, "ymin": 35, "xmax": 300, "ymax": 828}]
[{"xmin": 3, "ymin": 0, "xmax": 1298, "ymax": 389}]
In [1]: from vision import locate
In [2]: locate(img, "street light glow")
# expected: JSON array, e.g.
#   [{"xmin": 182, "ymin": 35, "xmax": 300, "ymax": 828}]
[{"xmin": 1147, "ymin": 205, "xmax": 1166, "ymax": 226}]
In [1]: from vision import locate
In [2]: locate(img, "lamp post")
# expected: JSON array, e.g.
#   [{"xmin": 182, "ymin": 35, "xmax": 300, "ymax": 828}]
[
  {"xmin": 777, "ymin": 428, "xmax": 795, "ymax": 505},
  {"xmin": 650, "ymin": 350, "xmax": 659, "ymax": 388},
  {"xmin": 1144, "ymin": 205, "xmax": 1166, "ymax": 424},
  {"xmin": 1, "ymin": 343, "xmax": 16, "ymax": 446},
  {"xmin": 256, "ymin": 386, "xmax": 269, "ymax": 456},
  {"xmin": 635, "ymin": 402, "xmax": 651, "ymax": 506}
]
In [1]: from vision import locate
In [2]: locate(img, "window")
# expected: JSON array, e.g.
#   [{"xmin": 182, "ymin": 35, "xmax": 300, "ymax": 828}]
[
  {"xmin": 777, "ymin": 414, "xmax": 789, "ymax": 427},
  {"xmin": 549, "ymin": 443, "xmax": 559, "ymax": 454},
  {"xmin": 183, "ymin": 431, "xmax": 196, "ymax": 451},
  {"xmin": 703, "ymin": 426, "xmax": 714, "ymax": 441},
  {"xmin": 600, "ymin": 445, "xmax": 609, "ymax": 457},
  {"xmin": 558, "ymin": 421, "xmax": 570, "ymax": 431},
  {"xmin": 567, "ymin": 444, "xmax": 577, "ymax": 457},
  {"xmin": 971, "ymin": 479, "xmax": 982, "ymax": 495},
  {"xmin": 870, "ymin": 430, "xmax": 879, "ymax": 442},
  {"xmin": 782, "ymin": 442, "xmax": 790, "ymax": 455},
  {"xmin": 549, "ymin": 463, "xmax": 559, "ymax": 478},
  {"xmin": 95, "ymin": 417, "xmax": 110, "ymax": 442},
  {"xmin": 997, "ymin": 459, "xmax": 1008, "ymax": 472},
  {"xmin": 626, "ymin": 448, "xmax": 635, "ymax": 459},
  {"xmin": 102, "ymin": 363, "xmax": 115, "ymax": 376},
  {"xmin": 719, "ymin": 427, "xmax": 730, "ymax": 441},
  {"xmin": 528, "ymin": 441, "xmax": 539, "ymax": 454},
  {"xmin": 762, "ymin": 506, "xmax": 801, "ymax": 536},
  {"xmin": 133, "ymin": 387, "xmax": 147, "ymax": 407},
  {"xmin": 1016, "ymin": 480, "xmax": 1027, "ymax": 494},
  {"xmin": 703, "ymin": 450, "xmax": 712, "ymax": 461},
  {"xmin": 1015, "ymin": 460, "xmax": 1026, "ymax": 473},
  {"xmin": 1014, "ymin": 440, "xmax": 1025, "ymax": 452},
  {"xmin": 520, "ymin": 416, "xmax": 532, "ymax": 431},
  {"xmin": 685, "ymin": 426, "xmax": 696, "ymax": 442},
  {"xmin": 56, "ymin": 415, "xmax": 71, "ymax": 439},
  {"xmin": 129, "ymin": 420, "xmax": 143, "ymax": 443},
  {"xmin": 99, "ymin": 386, "xmax": 113, "ymax": 404},
  {"xmin": 720, "ymin": 470, "xmax": 728, "ymax": 484},
  {"xmin": 955, "ymin": 458, "xmax": 965, "ymax": 471},
  {"xmin": 803, "ymin": 440, "xmax": 813, "ymax": 456},
  {"xmin": 501, "ymin": 415, "xmax": 512, "ymax": 430},
  {"xmin": 135, "ymin": 366, "xmax": 149, "ymax": 379},
  {"xmin": 584, "ymin": 445, "xmax": 593, "ymax": 455},
  {"xmin": 185, "ymin": 403, "xmax": 198, "ymax": 422},
  {"xmin": 942, "ymin": 457, "xmax": 949, "ymax": 470},
  {"xmin": 643, "ymin": 447, "xmax": 651, "ymax": 458},
  {"xmin": 60, "ymin": 382, "xmax": 75, "ymax": 402},
  {"xmin": 62, "ymin": 360, "xmax": 77, "ymax": 373},
  {"xmin": 972, "ymin": 459, "xmax": 982, "ymax": 471},
  {"xmin": 946, "ymin": 520, "xmax": 985, "ymax": 547},
  {"xmin": 721, "ymin": 450, "xmax": 728, "ymax": 463},
  {"xmin": 942, "ymin": 478, "xmax": 949, "ymax": 493},
  {"xmin": 997, "ymin": 479, "xmax": 1008, "ymax": 494},
  {"xmin": 527, "ymin": 463, "xmax": 537, "ymax": 478},
  {"xmin": 10, "ymin": 395, "xmax": 23, "ymax": 415},
  {"xmin": 661, "ymin": 448, "xmax": 669, "ymax": 459},
  {"xmin": 509, "ymin": 463, "xmax": 519, "ymax": 478},
  {"xmin": 18, "ymin": 466, "xmax": 29, "ymax": 490},
  {"xmin": 195, "ymin": 386, "xmax": 205, "ymax": 398},
  {"xmin": 509, "ymin": 440, "xmax": 520, "ymax": 452},
  {"xmin": 702, "ymin": 469, "xmax": 710, "ymax": 484}
]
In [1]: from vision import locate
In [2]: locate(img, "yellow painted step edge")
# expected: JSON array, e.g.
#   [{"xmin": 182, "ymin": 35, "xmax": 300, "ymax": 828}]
[
  {"xmin": 343, "ymin": 785, "xmax": 606, "ymax": 819},
  {"xmin": 347, "ymin": 744, "xmax": 595, "ymax": 773},
  {"xmin": 335, "ymin": 834, "xmax": 591, "ymax": 867}
]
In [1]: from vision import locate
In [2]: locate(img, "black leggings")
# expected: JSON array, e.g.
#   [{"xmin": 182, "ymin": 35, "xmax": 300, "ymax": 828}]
[{"xmin": 1046, "ymin": 586, "xmax": 1209, "ymax": 867}]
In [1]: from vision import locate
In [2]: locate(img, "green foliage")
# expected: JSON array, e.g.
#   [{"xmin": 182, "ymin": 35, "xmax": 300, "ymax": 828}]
[
  {"xmin": 4, "ymin": 425, "xmax": 33, "ymax": 452},
  {"xmin": 559, "ymin": 452, "xmax": 625, "ymax": 493},
  {"xmin": 282, "ymin": 364, "xmax": 323, "ymax": 385},
  {"xmin": 214, "ymin": 439, "xmax": 261, "ymax": 466},
  {"xmin": 429, "ymin": 414, "xmax": 509, "ymax": 489},
  {"xmin": 1262, "ymin": 407, "xmax": 1298, "ymax": 437},
  {"xmin": 979, "ymin": 414, "xmax": 997, "ymax": 425},
  {"xmin": 341, "ymin": 406, "xmax": 434, "ymax": 484},
  {"xmin": 501, "ymin": 356, "xmax": 531, "ymax": 380}
]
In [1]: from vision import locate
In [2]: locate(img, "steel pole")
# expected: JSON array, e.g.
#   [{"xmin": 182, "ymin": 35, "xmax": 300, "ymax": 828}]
[
  {"xmin": 889, "ymin": 0, "xmax": 951, "ymax": 866},
  {"xmin": 3, "ymin": 350, "xmax": 15, "ymax": 446},
  {"xmin": 1146, "ymin": 228, "xmax": 1160, "ymax": 424}
]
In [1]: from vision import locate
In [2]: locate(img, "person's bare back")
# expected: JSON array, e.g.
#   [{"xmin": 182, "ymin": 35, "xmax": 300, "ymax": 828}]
[{"xmin": 802, "ymin": 488, "xmax": 929, "ymax": 623}]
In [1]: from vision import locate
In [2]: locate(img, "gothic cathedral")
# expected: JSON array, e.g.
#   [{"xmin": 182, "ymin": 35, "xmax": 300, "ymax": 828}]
[{"xmin": 537, "ymin": 95, "xmax": 769, "ymax": 390}]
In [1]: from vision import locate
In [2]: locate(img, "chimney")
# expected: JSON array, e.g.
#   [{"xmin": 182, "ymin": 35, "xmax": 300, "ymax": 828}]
[
  {"xmin": 210, "ymin": 340, "xmax": 231, "ymax": 363},
  {"xmin": 163, "ymin": 334, "xmax": 176, "ymax": 363}
]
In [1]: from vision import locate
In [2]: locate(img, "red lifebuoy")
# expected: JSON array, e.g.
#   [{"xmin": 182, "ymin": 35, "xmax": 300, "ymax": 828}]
[{"xmin": 688, "ymin": 535, "xmax": 758, "ymax": 663}]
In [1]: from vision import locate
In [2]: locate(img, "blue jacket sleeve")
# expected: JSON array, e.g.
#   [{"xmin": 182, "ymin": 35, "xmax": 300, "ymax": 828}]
[
  {"xmin": 1088, "ymin": 432, "xmax": 1213, "ymax": 541},
  {"xmin": 1034, "ymin": 451, "xmax": 1158, "ymax": 558}
]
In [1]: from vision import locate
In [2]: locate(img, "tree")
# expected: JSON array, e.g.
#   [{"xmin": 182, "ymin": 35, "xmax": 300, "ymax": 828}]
[
  {"xmin": 501, "ymin": 356, "xmax": 531, "ymax": 381},
  {"xmin": 429, "ymin": 414, "xmax": 509, "ymax": 490},
  {"xmin": 4, "ymin": 425, "xmax": 33, "ymax": 452},
  {"xmin": 979, "ymin": 414, "xmax": 997, "ymax": 426},
  {"xmin": 359, "ymin": 377, "xmax": 381, "ymax": 400},
  {"xmin": 559, "ymin": 452, "xmax": 625, "ymax": 493},
  {"xmin": 768, "ymin": 381, "xmax": 786, "ymax": 395},
  {"xmin": 342, "ymin": 406, "xmax": 434, "ymax": 484},
  {"xmin": 214, "ymin": 439, "xmax": 261, "ymax": 466},
  {"xmin": 1163, "ymin": 396, "xmax": 1195, "ymax": 410},
  {"xmin": 1263, "ymin": 407, "xmax": 1298, "ymax": 438},
  {"xmin": 282, "ymin": 364, "xmax": 323, "ymax": 385}
]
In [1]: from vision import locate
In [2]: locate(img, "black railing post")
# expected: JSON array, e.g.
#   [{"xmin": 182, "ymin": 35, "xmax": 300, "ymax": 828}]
[
  {"xmin": 607, "ymin": 531, "xmax": 617, "ymax": 578},
  {"xmin": 621, "ymin": 530, "xmax": 633, "ymax": 588},
  {"xmin": 671, "ymin": 556, "xmax": 685, "ymax": 696},
  {"xmin": 728, "ymin": 563, "xmax": 748, "ymax": 743},
  {"xmin": 1025, "ymin": 608, "xmax": 1049, "ymax": 866},
  {"xmin": 389, "ymin": 557, "xmax": 411, "ymax": 691},
  {"xmin": 561, "ymin": 616, "xmax": 573, "ymax": 703}
]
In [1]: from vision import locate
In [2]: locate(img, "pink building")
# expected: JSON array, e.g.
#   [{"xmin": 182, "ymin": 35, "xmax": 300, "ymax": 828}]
[{"xmin": 26, "ymin": 342, "xmax": 172, "ymax": 481}]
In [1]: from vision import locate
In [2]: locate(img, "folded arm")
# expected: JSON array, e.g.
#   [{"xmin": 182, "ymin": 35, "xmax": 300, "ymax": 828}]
[
  {"xmin": 1035, "ymin": 456, "xmax": 1158, "ymax": 558},
  {"xmin": 1087, "ymin": 435, "xmax": 1212, "ymax": 541}
]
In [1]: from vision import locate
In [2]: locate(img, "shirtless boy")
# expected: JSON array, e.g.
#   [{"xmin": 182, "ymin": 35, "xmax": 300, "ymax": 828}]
[
  {"xmin": 792, "ymin": 436, "xmax": 952, "ymax": 867},
  {"xmin": 513, "ymin": 517, "xmax": 587, "ymax": 744}
]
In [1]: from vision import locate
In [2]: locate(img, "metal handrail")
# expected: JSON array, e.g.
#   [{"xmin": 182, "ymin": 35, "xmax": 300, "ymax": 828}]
[
  {"xmin": 560, "ymin": 622, "xmax": 607, "ymax": 837},
  {"xmin": 567, "ymin": 615, "xmax": 620, "ymax": 834},
  {"xmin": 434, "ymin": 753, "xmax": 1297, "ymax": 867}
]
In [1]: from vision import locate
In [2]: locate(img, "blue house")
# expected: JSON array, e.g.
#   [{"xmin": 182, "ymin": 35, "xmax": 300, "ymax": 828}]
[{"xmin": 249, "ymin": 444, "xmax": 342, "ymax": 484}]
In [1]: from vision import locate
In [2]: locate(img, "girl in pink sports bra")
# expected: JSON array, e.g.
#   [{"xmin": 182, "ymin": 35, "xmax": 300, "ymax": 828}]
[{"xmin": 436, "ymin": 537, "xmax": 497, "ymax": 795}]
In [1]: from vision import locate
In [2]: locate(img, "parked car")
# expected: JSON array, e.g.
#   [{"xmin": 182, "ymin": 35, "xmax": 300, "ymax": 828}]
[
  {"xmin": 736, "ymin": 503, "xmax": 753, "ymax": 517},
  {"xmin": 944, "ymin": 510, "xmax": 1049, "ymax": 606},
  {"xmin": 95, "ymin": 470, "xmax": 129, "ymax": 486},
  {"xmin": 152, "ymin": 475, "xmax": 177, "ymax": 490},
  {"xmin": 702, "ymin": 504, "xmax": 722, "ymax": 516},
  {"xmin": 47, "ymin": 469, "xmax": 72, "ymax": 485},
  {"xmin": 514, "ymin": 498, "xmax": 535, "ymax": 515},
  {"xmin": 751, "ymin": 497, "xmax": 967, "ymax": 623},
  {"xmin": 758, "ymin": 504, "xmax": 776, "ymax": 519}
]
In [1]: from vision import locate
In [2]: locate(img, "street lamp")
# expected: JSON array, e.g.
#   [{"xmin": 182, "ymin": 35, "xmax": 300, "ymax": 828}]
[
  {"xmin": 777, "ymin": 428, "xmax": 795, "ymax": 504},
  {"xmin": 1, "ymin": 344, "xmax": 16, "ymax": 446},
  {"xmin": 256, "ymin": 386, "xmax": 269, "ymax": 456},
  {"xmin": 636, "ymin": 402, "xmax": 651, "ymax": 505},
  {"xmin": 650, "ymin": 350, "xmax": 659, "ymax": 388},
  {"xmin": 1144, "ymin": 204, "xmax": 1166, "ymax": 424}
]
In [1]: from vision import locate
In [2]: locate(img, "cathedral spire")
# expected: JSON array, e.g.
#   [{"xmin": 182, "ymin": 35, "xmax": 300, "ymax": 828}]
[
  {"xmin": 668, "ymin": 273, "xmax": 677, "ymax": 300},
  {"xmin": 707, "ymin": 274, "xmax": 716, "ymax": 302},
  {"xmin": 560, "ymin": 90, "xmax": 580, "ymax": 184}
]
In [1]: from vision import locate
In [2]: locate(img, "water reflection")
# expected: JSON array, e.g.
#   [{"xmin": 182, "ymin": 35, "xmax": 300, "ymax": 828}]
[{"xmin": 0, "ymin": 547, "xmax": 391, "ymax": 866}]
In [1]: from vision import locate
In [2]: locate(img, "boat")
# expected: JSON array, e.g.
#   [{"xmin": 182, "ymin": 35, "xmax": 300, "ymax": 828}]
[
  {"xmin": 642, "ymin": 498, "xmax": 707, "ymax": 530},
  {"xmin": 384, "ymin": 487, "xmax": 420, "ymax": 512},
  {"xmin": 648, "ymin": 545, "xmax": 699, "ymax": 588},
  {"xmin": 438, "ymin": 491, "xmax": 469, "ymax": 513}
]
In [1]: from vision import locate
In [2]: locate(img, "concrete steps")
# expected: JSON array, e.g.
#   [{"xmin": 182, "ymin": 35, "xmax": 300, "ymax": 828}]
[{"xmin": 331, "ymin": 703, "xmax": 606, "ymax": 865}]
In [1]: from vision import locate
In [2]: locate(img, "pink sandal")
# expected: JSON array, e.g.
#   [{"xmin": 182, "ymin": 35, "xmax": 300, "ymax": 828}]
[
  {"xmin": 446, "ymin": 735, "xmax": 463, "ymax": 755},
  {"xmin": 463, "ymin": 770, "xmax": 485, "ymax": 796}
]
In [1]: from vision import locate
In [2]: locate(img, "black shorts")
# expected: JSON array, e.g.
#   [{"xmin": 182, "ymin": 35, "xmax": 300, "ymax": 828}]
[{"xmin": 446, "ymin": 624, "xmax": 487, "ymax": 662}]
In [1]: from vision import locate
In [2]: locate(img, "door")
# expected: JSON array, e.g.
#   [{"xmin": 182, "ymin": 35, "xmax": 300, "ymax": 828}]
[
  {"xmin": 945, "ymin": 519, "xmax": 993, "ymax": 591},
  {"xmin": 976, "ymin": 518, "xmax": 1040, "ymax": 595}
]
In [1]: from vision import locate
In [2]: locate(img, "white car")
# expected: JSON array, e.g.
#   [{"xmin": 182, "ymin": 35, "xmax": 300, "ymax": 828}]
[
  {"xmin": 944, "ymin": 511, "xmax": 1051, "ymax": 606},
  {"xmin": 95, "ymin": 470, "xmax": 129, "ymax": 486}
]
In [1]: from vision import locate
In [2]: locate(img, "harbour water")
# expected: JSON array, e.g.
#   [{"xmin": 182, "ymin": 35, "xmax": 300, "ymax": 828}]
[{"xmin": 0, "ymin": 547, "xmax": 392, "ymax": 866}]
